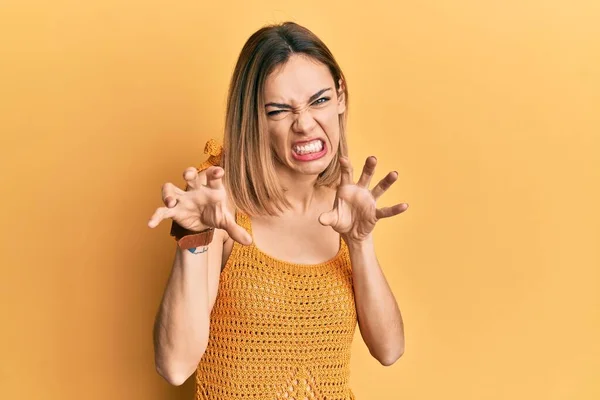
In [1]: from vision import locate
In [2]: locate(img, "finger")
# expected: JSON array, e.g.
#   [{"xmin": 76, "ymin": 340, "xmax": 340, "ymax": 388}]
[
  {"xmin": 356, "ymin": 156, "xmax": 377, "ymax": 188},
  {"xmin": 161, "ymin": 182, "xmax": 182, "ymax": 208},
  {"xmin": 205, "ymin": 166, "xmax": 225, "ymax": 190},
  {"xmin": 225, "ymin": 221, "xmax": 253, "ymax": 246},
  {"xmin": 318, "ymin": 209, "xmax": 339, "ymax": 227},
  {"xmin": 339, "ymin": 157, "xmax": 354, "ymax": 185},
  {"xmin": 376, "ymin": 203, "xmax": 409, "ymax": 219},
  {"xmin": 371, "ymin": 171, "xmax": 399, "ymax": 200},
  {"xmin": 183, "ymin": 167, "xmax": 199, "ymax": 191},
  {"xmin": 148, "ymin": 206, "xmax": 177, "ymax": 228}
]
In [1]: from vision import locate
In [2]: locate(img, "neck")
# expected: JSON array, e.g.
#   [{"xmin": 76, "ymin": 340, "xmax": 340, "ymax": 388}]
[{"xmin": 275, "ymin": 164, "xmax": 321, "ymax": 215}]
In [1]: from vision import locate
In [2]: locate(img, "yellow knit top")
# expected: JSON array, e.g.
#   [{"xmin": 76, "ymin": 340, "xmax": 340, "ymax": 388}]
[{"xmin": 194, "ymin": 140, "xmax": 358, "ymax": 400}]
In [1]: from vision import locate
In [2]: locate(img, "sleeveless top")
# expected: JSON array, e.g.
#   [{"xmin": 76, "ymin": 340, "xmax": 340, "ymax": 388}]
[{"xmin": 194, "ymin": 140, "xmax": 358, "ymax": 400}]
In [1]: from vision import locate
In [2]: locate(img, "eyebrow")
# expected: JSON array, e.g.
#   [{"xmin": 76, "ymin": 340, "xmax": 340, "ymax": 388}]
[{"xmin": 265, "ymin": 87, "xmax": 332, "ymax": 109}]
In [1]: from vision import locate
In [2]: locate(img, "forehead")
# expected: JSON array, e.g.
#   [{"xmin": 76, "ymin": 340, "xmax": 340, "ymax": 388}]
[{"xmin": 264, "ymin": 54, "xmax": 334, "ymax": 102}]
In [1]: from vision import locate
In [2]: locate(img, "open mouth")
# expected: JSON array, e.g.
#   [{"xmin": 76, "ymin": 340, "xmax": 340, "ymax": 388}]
[
  {"xmin": 291, "ymin": 139, "xmax": 327, "ymax": 161},
  {"xmin": 292, "ymin": 139, "xmax": 324, "ymax": 155}
]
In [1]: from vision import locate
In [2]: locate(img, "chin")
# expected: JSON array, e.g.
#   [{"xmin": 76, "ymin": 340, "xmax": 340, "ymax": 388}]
[{"xmin": 292, "ymin": 157, "xmax": 332, "ymax": 176}]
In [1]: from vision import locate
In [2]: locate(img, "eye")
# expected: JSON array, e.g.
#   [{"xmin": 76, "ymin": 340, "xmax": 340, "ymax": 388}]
[
  {"xmin": 267, "ymin": 110, "xmax": 286, "ymax": 117},
  {"xmin": 312, "ymin": 97, "xmax": 330, "ymax": 106}
]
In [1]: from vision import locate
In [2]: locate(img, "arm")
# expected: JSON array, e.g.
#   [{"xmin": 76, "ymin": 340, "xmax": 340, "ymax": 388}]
[
  {"xmin": 150, "ymin": 167, "xmax": 242, "ymax": 386},
  {"xmin": 152, "ymin": 228, "xmax": 226, "ymax": 385},
  {"xmin": 318, "ymin": 155, "xmax": 409, "ymax": 366},
  {"xmin": 347, "ymin": 235, "xmax": 404, "ymax": 366}
]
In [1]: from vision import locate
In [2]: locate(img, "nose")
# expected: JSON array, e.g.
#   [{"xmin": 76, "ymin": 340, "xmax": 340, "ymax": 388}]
[{"xmin": 291, "ymin": 107, "xmax": 317, "ymax": 135}]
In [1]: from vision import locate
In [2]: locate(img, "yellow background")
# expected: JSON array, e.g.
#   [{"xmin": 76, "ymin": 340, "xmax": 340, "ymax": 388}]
[{"xmin": 1, "ymin": 0, "xmax": 599, "ymax": 399}]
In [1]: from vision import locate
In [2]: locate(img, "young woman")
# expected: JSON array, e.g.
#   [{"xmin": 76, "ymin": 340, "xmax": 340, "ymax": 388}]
[{"xmin": 148, "ymin": 21, "xmax": 408, "ymax": 400}]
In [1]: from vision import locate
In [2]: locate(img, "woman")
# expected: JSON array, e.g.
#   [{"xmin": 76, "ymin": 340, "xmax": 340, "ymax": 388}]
[{"xmin": 148, "ymin": 21, "xmax": 408, "ymax": 400}]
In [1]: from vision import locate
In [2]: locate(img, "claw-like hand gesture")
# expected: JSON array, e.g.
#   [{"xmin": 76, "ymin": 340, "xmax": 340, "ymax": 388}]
[
  {"xmin": 148, "ymin": 166, "xmax": 252, "ymax": 245},
  {"xmin": 318, "ymin": 157, "xmax": 408, "ymax": 243}
]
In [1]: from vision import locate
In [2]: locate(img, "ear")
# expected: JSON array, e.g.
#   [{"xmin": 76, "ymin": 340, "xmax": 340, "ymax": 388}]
[{"xmin": 337, "ymin": 78, "xmax": 346, "ymax": 114}]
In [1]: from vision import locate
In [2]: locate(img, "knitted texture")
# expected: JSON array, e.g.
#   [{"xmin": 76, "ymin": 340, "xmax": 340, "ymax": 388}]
[
  {"xmin": 197, "ymin": 138, "xmax": 223, "ymax": 171},
  {"xmin": 194, "ymin": 141, "xmax": 358, "ymax": 400}
]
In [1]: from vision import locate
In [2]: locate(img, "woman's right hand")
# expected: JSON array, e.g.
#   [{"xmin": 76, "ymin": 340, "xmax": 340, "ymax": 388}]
[{"xmin": 148, "ymin": 166, "xmax": 253, "ymax": 246}]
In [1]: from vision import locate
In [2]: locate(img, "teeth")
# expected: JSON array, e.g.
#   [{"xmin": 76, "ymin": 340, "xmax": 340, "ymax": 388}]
[{"xmin": 293, "ymin": 140, "xmax": 323, "ymax": 155}]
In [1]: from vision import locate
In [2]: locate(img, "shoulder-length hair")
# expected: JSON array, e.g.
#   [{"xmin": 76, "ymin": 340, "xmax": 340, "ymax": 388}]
[{"xmin": 222, "ymin": 21, "xmax": 349, "ymax": 217}]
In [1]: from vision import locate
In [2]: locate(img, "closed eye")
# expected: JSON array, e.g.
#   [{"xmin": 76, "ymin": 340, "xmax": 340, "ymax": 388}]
[{"xmin": 267, "ymin": 110, "xmax": 286, "ymax": 116}]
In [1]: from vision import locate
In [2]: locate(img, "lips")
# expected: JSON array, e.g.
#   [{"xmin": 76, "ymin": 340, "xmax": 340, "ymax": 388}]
[
  {"xmin": 291, "ymin": 139, "xmax": 327, "ymax": 161},
  {"xmin": 292, "ymin": 138, "xmax": 325, "ymax": 155}
]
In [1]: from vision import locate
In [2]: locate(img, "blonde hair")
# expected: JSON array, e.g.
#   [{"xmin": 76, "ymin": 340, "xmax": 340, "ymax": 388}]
[{"xmin": 222, "ymin": 22, "xmax": 349, "ymax": 216}]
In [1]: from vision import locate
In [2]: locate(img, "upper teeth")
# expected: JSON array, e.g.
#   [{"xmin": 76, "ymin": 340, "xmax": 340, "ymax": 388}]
[{"xmin": 293, "ymin": 140, "xmax": 323, "ymax": 155}]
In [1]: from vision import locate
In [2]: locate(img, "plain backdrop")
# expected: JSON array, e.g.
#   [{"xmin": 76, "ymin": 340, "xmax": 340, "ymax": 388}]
[{"xmin": 1, "ymin": 1, "xmax": 599, "ymax": 399}]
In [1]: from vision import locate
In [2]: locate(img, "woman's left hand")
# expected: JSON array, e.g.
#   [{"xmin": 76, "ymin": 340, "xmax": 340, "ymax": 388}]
[{"xmin": 319, "ymin": 156, "xmax": 409, "ymax": 243}]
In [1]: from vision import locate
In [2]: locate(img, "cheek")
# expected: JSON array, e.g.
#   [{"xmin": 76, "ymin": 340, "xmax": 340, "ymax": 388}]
[
  {"xmin": 315, "ymin": 110, "xmax": 341, "ymax": 138},
  {"xmin": 267, "ymin": 122, "xmax": 292, "ymax": 147}
]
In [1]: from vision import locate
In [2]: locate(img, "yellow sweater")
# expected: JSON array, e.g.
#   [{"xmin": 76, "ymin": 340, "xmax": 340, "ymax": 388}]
[{"xmin": 194, "ymin": 141, "xmax": 358, "ymax": 400}]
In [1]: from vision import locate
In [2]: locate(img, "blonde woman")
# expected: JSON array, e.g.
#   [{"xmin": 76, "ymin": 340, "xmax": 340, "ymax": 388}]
[{"xmin": 148, "ymin": 21, "xmax": 408, "ymax": 400}]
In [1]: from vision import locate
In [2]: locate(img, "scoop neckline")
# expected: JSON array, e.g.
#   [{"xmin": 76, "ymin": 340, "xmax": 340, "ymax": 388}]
[{"xmin": 244, "ymin": 213, "xmax": 347, "ymax": 271}]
